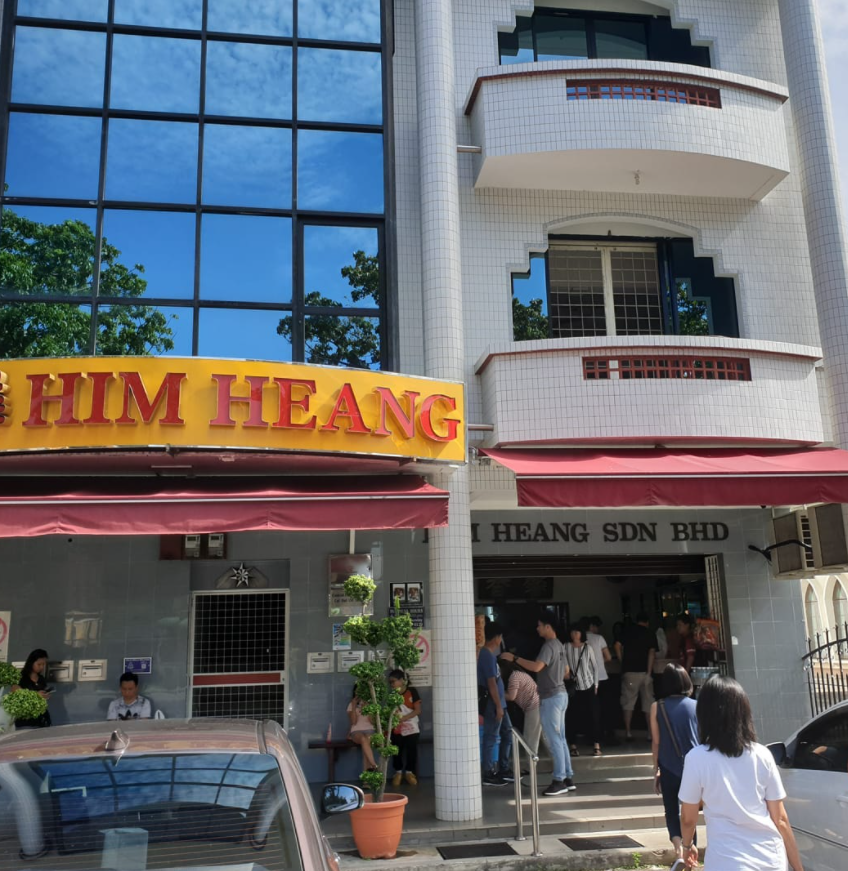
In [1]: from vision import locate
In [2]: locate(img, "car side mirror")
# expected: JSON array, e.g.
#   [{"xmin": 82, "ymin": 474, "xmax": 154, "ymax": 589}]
[
  {"xmin": 768, "ymin": 742, "xmax": 788, "ymax": 766},
  {"xmin": 320, "ymin": 783, "xmax": 365, "ymax": 817}
]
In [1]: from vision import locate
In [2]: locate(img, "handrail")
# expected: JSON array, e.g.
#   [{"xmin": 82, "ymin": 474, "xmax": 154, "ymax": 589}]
[{"xmin": 511, "ymin": 728, "xmax": 542, "ymax": 857}]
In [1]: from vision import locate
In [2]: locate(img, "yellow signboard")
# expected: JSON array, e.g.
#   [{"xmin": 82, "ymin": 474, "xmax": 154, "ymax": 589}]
[{"xmin": 0, "ymin": 357, "xmax": 466, "ymax": 463}]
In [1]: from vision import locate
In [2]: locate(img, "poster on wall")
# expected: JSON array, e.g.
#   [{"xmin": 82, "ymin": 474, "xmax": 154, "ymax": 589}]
[
  {"xmin": 328, "ymin": 553, "xmax": 374, "ymax": 617},
  {"xmin": 407, "ymin": 629, "xmax": 432, "ymax": 687},
  {"xmin": 332, "ymin": 624, "xmax": 351, "ymax": 651},
  {"xmin": 0, "ymin": 611, "xmax": 9, "ymax": 661}
]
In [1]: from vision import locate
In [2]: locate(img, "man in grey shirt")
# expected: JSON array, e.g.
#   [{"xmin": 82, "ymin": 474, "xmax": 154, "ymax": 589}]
[{"xmin": 500, "ymin": 610, "xmax": 574, "ymax": 795}]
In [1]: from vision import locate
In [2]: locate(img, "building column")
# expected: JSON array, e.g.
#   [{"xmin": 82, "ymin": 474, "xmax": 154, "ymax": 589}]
[
  {"xmin": 777, "ymin": 0, "xmax": 848, "ymax": 448},
  {"xmin": 414, "ymin": 0, "xmax": 482, "ymax": 821}
]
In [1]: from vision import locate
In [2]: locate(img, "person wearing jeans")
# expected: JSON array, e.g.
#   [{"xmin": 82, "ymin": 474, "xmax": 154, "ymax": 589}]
[
  {"xmin": 477, "ymin": 621, "xmax": 513, "ymax": 786},
  {"xmin": 500, "ymin": 610, "xmax": 574, "ymax": 796}
]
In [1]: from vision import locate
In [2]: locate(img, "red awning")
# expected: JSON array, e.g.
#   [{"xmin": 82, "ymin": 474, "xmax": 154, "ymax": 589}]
[
  {"xmin": 482, "ymin": 447, "xmax": 848, "ymax": 508},
  {"xmin": 0, "ymin": 476, "xmax": 448, "ymax": 537}
]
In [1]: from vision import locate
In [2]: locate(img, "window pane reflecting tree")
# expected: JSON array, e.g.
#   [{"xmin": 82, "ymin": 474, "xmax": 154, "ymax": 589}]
[
  {"xmin": 303, "ymin": 225, "xmax": 379, "ymax": 308},
  {"xmin": 0, "ymin": 303, "xmax": 92, "ymax": 358},
  {"xmin": 96, "ymin": 304, "xmax": 189, "ymax": 356}
]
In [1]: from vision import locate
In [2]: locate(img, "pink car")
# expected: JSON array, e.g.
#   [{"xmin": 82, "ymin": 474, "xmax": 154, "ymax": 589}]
[{"xmin": 0, "ymin": 719, "xmax": 363, "ymax": 871}]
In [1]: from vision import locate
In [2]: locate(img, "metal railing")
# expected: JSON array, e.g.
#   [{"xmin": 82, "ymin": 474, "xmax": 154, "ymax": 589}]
[
  {"xmin": 803, "ymin": 621, "xmax": 848, "ymax": 716},
  {"xmin": 511, "ymin": 728, "xmax": 542, "ymax": 857}
]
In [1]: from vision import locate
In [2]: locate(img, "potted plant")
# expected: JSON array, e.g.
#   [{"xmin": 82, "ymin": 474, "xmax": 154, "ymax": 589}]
[
  {"xmin": 342, "ymin": 574, "xmax": 420, "ymax": 860},
  {"xmin": 0, "ymin": 663, "xmax": 48, "ymax": 733}
]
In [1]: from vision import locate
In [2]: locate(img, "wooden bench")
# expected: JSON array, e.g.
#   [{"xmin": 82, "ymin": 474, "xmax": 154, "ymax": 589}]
[{"xmin": 308, "ymin": 736, "xmax": 433, "ymax": 782}]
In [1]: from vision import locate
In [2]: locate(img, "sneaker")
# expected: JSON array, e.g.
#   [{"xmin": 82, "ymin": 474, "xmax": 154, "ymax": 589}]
[
  {"xmin": 564, "ymin": 777, "xmax": 576, "ymax": 791},
  {"xmin": 391, "ymin": 772, "xmax": 402, "ymax": 787},
  {"xmin": 404, "ymin": 772, "xmax": 418, "ymax": 786},
  {"xmin": 669, "ymin": 860, "xmax": 686, "ymax": 871},
  {"xmin": 482, "ymin": 772, "xmax": 509, "ymax": 786},
  {"xmin": 499, "ymin": 768, "xmax": 528, "ymax": 782},
  {"xmin": 543, "ymin": 780, "xmax": 570, "ymax": 796}
]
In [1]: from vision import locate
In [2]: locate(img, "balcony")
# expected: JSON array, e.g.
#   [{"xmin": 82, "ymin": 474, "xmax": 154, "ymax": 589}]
[
  {"xmin": 464, "ymin": 60, "xmax": 790, "ymax": 200},
  {"xmin": 474, "ymin": 336, "xmax": 823, "ymax": 446}
]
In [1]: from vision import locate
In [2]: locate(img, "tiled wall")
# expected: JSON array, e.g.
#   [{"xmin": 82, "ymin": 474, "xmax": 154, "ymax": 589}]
[{"xmin": 0, "ymin": 530, "xmax": 429, "ymax": 784}]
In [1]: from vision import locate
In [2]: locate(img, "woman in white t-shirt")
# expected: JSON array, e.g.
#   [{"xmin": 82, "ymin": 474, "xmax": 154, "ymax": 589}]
[{"xmin": 678, "ymin": 676, "xmax": 804, "ymax": 871}]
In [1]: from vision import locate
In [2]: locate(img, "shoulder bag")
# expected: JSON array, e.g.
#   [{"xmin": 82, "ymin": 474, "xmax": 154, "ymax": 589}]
[
  {"xmin": 565, "ymin": 644, "xmax": 586, "ymax": 698},
  {"xmin": 659, "ymin": 699, "xmax": 684, "ymax": 760}
]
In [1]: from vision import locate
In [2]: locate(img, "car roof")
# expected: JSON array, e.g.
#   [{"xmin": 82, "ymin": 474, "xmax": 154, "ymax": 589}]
[{"xmin": 0, "ymin": 718, "xmax": 270, "ymax": 762}]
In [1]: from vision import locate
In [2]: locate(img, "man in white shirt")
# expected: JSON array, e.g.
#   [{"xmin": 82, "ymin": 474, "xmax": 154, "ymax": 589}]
[{"xmin": 107, "ymin": 672, "xmax": 152, "ymax": 720}]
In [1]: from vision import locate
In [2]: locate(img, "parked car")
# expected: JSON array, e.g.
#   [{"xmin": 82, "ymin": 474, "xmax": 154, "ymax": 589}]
[
  {"xmin": 768, "ymin": 700, "xmax": 848, "ymax": 871},
  {"xmin": 0, "ymin": 719, "xmax": 363, "ymax": 871}
]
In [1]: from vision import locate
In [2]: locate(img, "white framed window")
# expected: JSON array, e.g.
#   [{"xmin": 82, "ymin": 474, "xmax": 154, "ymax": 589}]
[
  {"xmin": 547, "ymin": 241, "xmax": 664, "ymax": 338},
  {"xmin": 833, "ymin": 580, "xmax": 848, "ymax": 629},
  {"xmin": 805, "ymin": 585, "xmax": 823, "ymax": 640}
]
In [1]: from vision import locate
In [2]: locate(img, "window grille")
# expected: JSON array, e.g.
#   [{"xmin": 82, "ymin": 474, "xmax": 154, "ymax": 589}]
[
  {"xmin": 566, "ymin": 80, "xmax": 721, "ymax": 108},
  {"xmin": 583, "ymin": 355, "xmax": 752, "ymax": 380}
]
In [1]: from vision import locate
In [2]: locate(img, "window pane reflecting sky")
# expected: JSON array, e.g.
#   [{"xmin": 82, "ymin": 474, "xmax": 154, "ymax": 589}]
[
  {"xmin": 114, "ymin": 0, "xmax": 203, "ymax": 30},
  {"xmin": 111, "ymin": 36, "xmax": 201, "ymax": 113},
  {"xmin": 298, "ymin": 0, "xmax": 381, "ymax": 43},
  {"xmin": 206, "ymin": 42, "xmax": 292, "ymax": 119},
  {"xmin": 298, "ymin": 131, "xmax": 383, "ymax": 213},
  {"xmin": 304, "ymin": 226, "xmax": 379, "ymax": 309},
  {"xmin": 6, "ymin": 113, "xmax": 101, "ymax": 199},
  {"xmin": 12, "ymin": 28, "xmax": 105, "ymax": 108},
  {"xmin": 198, "ymin": 308, "xmax": 293, "ymax": 361},
  {"xmin": 298, "ymin": 49, "xmax": 381, "ymax": 124},
  {"xmin": 201, "ymin": 215, "xmax": 292, "ymax": 303},
  {"xmin": 17, "ymin": 0, "xmax": 107, "ymax": 21},
  {"xmin": 207, "ymin": 0, "xmax": 293, "ymax": 36}
]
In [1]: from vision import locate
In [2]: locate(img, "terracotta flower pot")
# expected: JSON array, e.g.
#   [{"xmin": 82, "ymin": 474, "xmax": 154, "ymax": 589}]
[{"xmin": 349, "ymin": 792, "xmax": 408, "ymax": 859}]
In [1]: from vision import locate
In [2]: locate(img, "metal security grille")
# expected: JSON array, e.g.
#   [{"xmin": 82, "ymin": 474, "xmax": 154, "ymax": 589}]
[
  {"xmin": 704, "ymin": 554, "xmax": 731, "ymax": 673},
  {"xmin": 548, "ymin": 248, "xmax": 606, "ymax": 337},
  {"xmin": 189, "ymin": 591, "xmax": 287, "ymax": 724},
  {"xmin": 610, "ymin": 250, "xmax": 663, "ymax": 335},
  {"xmin": 567, "ymin": 80, "xmax": 721, "ymax": 108}
]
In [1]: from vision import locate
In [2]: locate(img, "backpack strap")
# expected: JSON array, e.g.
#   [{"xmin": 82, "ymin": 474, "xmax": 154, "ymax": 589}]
[{"xmin": 659, "ymin": 699, "xmax": 684, "ymax": 760}]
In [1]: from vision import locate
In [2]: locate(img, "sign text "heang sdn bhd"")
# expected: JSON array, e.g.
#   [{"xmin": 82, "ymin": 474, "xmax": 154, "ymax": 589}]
[{"xmin": 0, "ymin": 357, "xmax": 466, "ymax": 463}]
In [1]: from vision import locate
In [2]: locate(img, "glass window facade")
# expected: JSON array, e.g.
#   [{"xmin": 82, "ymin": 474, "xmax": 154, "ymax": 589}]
[
  {"xmin": 499, "ymin": 10, "xmax": 711, "ymax": 68},
  {"xmin": 0, "ymin": 0, "xmax": 389, "ymax": 368}
]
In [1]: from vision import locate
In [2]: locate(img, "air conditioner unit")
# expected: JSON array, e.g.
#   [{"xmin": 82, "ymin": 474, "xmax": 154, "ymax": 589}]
[
  {"xmin": 769, "ymin": 510, "xmax": 815, "ymax": 576},
  {"xmin": 808, "ymin": 503, "xmax": 848, "ymax": 570}
]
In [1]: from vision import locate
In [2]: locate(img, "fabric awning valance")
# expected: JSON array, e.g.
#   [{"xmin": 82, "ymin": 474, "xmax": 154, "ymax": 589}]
[
  {"xmin": 482, "ymin": 447, "xmax": 848, "ymax": 508},
  {"xmin": 0, "ymin": 475, "xmax": 448, "ymax": 537}
]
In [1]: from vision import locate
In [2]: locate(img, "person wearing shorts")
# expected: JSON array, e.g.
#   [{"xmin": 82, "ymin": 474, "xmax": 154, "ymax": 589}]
[
  {"xmin": 347, "ymin": 686, "xmax": 377, "ymax": 770},
  {"xmin": 615, "ymin": 611, "xmax": 657, "ymax": 741}
]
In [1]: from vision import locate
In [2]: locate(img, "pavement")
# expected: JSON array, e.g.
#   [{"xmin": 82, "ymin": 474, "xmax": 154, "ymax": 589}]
[{"xmin": 318, "ymin": 741, "xmax": 705, "ymax": 871}]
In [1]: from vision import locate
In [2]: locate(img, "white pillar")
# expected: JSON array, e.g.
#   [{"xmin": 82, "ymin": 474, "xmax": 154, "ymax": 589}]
[
  {"xmin": 414, "ymin": 0, "xmax": 482, "ymax": 821},
  {"xmin": 778, "ymin": 0, "xmax": 848, "ymax": 448}
]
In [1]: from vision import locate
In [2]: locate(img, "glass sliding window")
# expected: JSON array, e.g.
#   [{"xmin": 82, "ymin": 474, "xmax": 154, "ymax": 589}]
[
  {"xmin": 96, "ymin": 304, "xmax": 192, "ymax": 356},
  {"xmin": 17, "ymin": 0, "xmax": 107, "ymax": 21},
  {"xmin": 114, "ymin": 0, "xmax": 203, "ymax": 30},
  {"xmin": 6, "ymin": 113, "xmax": 101, "ymax": 199},
  {"xmin": 547, "ymin": 247, "xmax": 606, "ymax": 338},
  {"xmin": 1, "ymin": 206, "xmax": 97, "ymax": 297},
  {"xmin": 205, "ymin": 42, "xmax": 292, "ymax": 119},
  {"xmin": 298, "ymin": 49, "xmax": 382, "ymax": 125},
  {"xmin": 298, "ymin": 0, "xmax": 381, "ymax": 43},
  {"xmin": 499, "ymin": 17, "xmax": 534, "ymax": 65},
  {"xmin": 535, "ymin": 15, "xmax": 588, "ymax": 62},
  {"xmin": 12, "ymin": 28, "xmax": 106, "ymax": 108},
  {"xmin": 304, "ymin": 226, "xmax": 379, "ymax": 309},
  {"xmin": 200, "ymin": 215, "xmax": 292, "ymax": 303},
  {"xmin": 610, "ymin": 250, "xmax": 663, "ymax": 335},
  {"xmin": 207, "ymin": 0, "xmax": 292, "ymax": 36},
  {"xmin": 202, "ymin": 125, "xmax": 292, "ymax": 208},
  {"xmin": 303, "ymin": 314, "xmax": 381, "ymax": 369},
  {"xmin": 110, "ymin": 36, "xmax": 201, "ymax": 114},
  {"xmin": 101, "ymin": 211, "xmax": 196, "ymax": 300},
  {"xmin": 0, "ymin": 303, "xmax": 92, "ymax": 358},
  {"xmin": 298, "ymin": 131, "xmax": 383, "ymax": 214},
  {"xmin": 595, "ymin": 19, "xmax": 649, "ymax": 60},
  {"xmin": 198, "ymin": 308, "xmax": 293, "ymax": 361},
  {"xmin": 106, "ymin": 120, "xmax": 198, "ymax": 203}
]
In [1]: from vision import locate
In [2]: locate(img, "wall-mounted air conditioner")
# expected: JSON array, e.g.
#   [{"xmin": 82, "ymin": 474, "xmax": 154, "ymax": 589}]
[
  {"xmin": 770, "ymin": 509, "xmax": 816, "ymax": 577},
  {"xmin": 808, "ymin": 503, "xmax": 848, "ymax": 570}
]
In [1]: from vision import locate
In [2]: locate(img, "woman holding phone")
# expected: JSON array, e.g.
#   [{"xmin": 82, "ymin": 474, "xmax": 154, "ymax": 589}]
[{"xmin": 15, "ymin": 648, "xmax": 53, "ymax": 728}]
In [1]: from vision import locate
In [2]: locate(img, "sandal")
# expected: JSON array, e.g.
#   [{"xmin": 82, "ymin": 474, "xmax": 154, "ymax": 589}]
[
  {"xmin": 570, "ymin": 745, "xmax": 580, "ymax": 757},
  {"xmin": 593, "ymin": 747, "xmax": 602, "ymax": 757}
]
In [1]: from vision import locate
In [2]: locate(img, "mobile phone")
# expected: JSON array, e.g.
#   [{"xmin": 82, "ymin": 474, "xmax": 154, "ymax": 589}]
[{"xmin": 45, "ymin": 686, "xmax": 56, "ymax": 694}]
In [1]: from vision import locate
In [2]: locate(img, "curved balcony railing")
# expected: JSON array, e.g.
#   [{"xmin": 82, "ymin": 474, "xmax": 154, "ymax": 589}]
[
  {"xmin": 473, "ymin": 336, "xmax": 823, "ymax": 446},
  {"xmin": 464, "ymin": 60, "xmax": 790, "ymax": 200}
]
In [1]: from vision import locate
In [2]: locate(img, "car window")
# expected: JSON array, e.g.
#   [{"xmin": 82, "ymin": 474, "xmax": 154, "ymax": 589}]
[
  {"xmin": 792, "ymin": 708, "xmax": 848, "ymax": 774},
  {"xmin": 0, "ymin": 752, "xmax": 304, "ymax": 871}
]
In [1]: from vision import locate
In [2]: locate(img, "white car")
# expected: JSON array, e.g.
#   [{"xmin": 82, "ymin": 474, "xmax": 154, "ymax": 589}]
[{"xmin": 769, "ymin": 701, "xmax": 848, "ymax": 871}]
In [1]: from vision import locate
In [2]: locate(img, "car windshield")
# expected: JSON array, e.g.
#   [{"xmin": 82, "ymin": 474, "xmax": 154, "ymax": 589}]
[{"xmin": 0, "ymin": 752, "xmax": 304, "ymax": 871}]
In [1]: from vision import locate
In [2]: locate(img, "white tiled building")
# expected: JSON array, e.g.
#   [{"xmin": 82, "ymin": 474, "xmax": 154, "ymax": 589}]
[{"xmin": 395, "ymin": 0, "xmax": 848, "ymax": 820}]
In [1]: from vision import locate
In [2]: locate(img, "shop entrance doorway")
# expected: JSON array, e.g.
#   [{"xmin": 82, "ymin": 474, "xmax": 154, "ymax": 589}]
[{"xmin": 188, "ymin": 590, "xmax": 288, "ymax": 725}]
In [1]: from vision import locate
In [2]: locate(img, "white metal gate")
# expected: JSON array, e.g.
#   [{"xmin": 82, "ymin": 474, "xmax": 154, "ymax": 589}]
[{"xmin": 188, "ymin": 590, "xmax": 288, "ymax": 726}]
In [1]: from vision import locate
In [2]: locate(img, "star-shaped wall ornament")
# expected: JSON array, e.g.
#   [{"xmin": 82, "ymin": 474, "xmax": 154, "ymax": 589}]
[{"xmin": 215, "ymin": 563, "xmax": 270, "ymax": 590}]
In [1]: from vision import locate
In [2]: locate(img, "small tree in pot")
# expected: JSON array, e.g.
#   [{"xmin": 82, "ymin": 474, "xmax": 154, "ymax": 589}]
[
  {"xmin": 0, "ymin": 662, "xmax": 47, "ymax": 733},
  {"xmin": 341, "ymin": 574, "xmax": 420, "ymax": 859}
]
